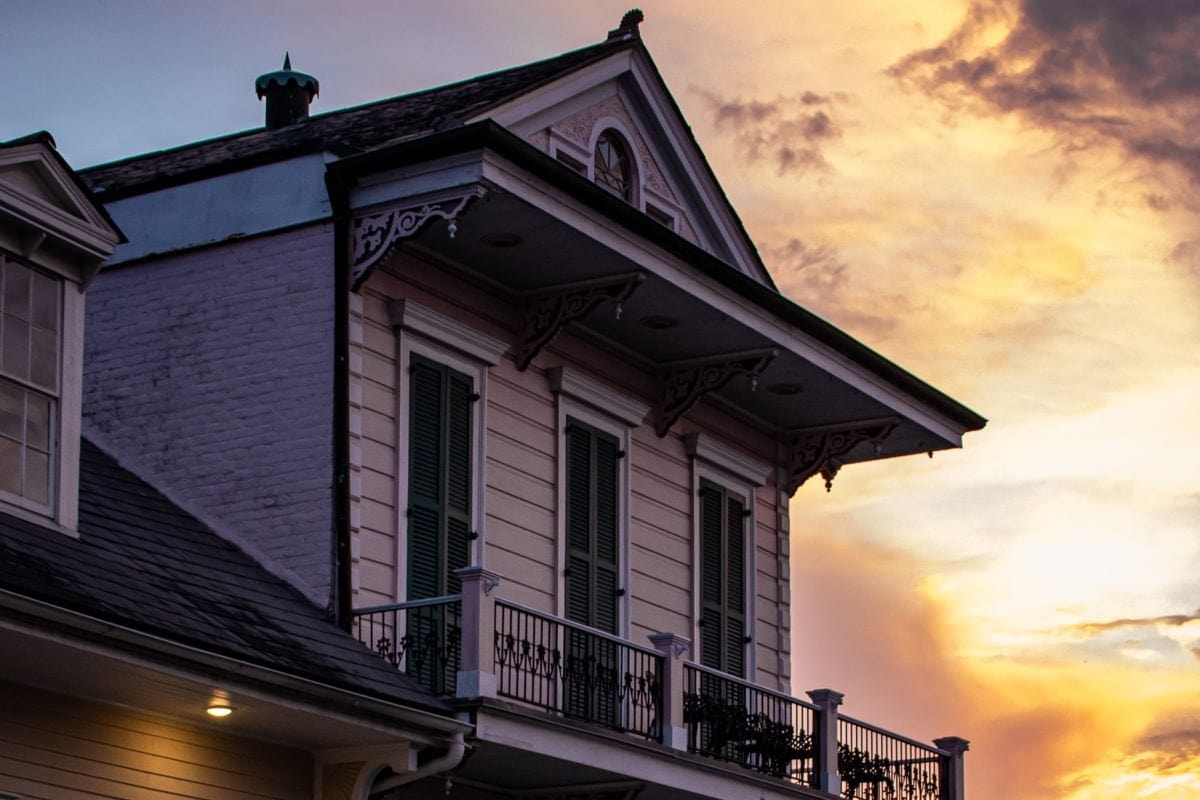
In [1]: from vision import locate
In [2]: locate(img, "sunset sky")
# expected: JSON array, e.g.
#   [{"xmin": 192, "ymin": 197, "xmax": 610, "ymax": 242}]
[{"xmin": 5, "ymin": 2, "xmax": 1198, "ymax": 798}]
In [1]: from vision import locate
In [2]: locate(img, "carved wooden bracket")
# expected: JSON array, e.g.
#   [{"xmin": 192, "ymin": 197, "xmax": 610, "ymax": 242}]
[
  {"xmin": 786, "ymin": 418, "xmax": 898, "ymax": 494},
  {"xmin": 653, "ymin": 348, "xmax": 777, "ymax": 437},
  {"xmin": 351, "ymin": 187, "xmax": 486, "ymax": 285},
  {"xmin": 514, "ymin": 272, "xmax": 645, "ymax": 371}
]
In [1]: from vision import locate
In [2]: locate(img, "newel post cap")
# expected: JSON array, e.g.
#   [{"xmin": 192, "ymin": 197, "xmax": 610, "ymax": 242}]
[
  {"xmin": 648, "ymin": 632, "xmax": 691, "ymax": 657},
  {"xmin": 934, "ymin": 736, "xmax": 970, "ymax": 754},
  {"xmin": 807, "ymin": 688, "xmax": 845, "ymax": 707}
]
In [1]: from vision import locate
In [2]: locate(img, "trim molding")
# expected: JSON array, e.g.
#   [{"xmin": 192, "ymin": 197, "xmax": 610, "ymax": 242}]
[
  {"xmin": 547, "ymin": 366, "xmax": 650, "ymax": 428},
  {"xmin": 682, "ymin": 432, "xmax": 772, "ymax": 487},
  {"xmin": 388, "ymin": 299, "xmax": 509, "ymax": 366}
]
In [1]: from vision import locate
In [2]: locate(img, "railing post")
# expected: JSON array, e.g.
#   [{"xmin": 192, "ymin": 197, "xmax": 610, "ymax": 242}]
[
  {"xmin": 455, "ymin": 566, "xmax": 500, "ymax": 699},
  {"xmin": 933, "ymin": 736, "xmax": 969, "ymax": 800},
  {"xmin": 648, "ymin": 632, "xmax": 690, "ymax": 750},
  {"xmin": 807, "ymin": 688, "xmax": 844, "ymax": 796}
]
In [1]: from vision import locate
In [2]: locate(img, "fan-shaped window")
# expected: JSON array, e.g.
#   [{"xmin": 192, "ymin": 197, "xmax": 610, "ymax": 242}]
[{"xmin": 593, "ymin": 130, "xmax": 633, "ymax": 201}]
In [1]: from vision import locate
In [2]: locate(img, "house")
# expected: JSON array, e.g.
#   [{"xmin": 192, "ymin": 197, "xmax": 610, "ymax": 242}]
[{"xmin": 0, "ymin": 11, "xmax": 983, "ymax": 800}]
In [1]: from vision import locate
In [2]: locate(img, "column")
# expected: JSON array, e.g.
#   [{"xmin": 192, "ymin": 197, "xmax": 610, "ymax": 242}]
[
  {"xmin": 455, "ymin": 566, "xmax": 500, "ymax": 699},
  {"xmin": 807, "ymin": 688, "xmax": 844, "ymax": 796},
  {"xmin": 933, "ymin": 736, "xmax": 969, "ymax": 800},
  {"xmin": 648, "ymin": 632, "xmax": 691, "ymax": 750}
]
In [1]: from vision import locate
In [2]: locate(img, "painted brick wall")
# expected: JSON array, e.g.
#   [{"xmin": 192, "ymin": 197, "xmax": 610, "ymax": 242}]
[{"xmin": 82, "ymin": 224, "xmax": 335, "ymax": 606}]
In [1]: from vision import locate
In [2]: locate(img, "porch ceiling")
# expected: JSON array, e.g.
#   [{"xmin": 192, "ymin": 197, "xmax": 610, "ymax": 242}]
[{"xmin": 398, "ymin": 188, "xmax": 955, "ymax": 463}]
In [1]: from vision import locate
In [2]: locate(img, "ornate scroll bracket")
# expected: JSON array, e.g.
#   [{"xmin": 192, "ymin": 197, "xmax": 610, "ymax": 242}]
[
  {"xmin": 351, "ymin": 186, "xmax": 486, "ymax": 285},
  {"xmin": 653, "ymin": 348, "xmax": 777, "ymax": 437},
  {"xmin": 786, "ymin": 418, "xmax": 898, "ymax": 495},
  {"xmin": 514, "ymin": 271, "xmax": 645, "ymax": 371}
]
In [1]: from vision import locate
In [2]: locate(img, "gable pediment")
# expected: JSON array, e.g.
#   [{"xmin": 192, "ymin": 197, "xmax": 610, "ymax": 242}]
[
  {"xmin": 468, "ymin": 47, "xmax": 774, "ymax": 288},
  {"xmin": 0, "ymin": 137, "xmax": 122, "ymax": 283}
]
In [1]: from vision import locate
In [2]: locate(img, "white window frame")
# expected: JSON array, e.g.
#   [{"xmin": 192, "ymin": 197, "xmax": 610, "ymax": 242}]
[
  {"xmin": 548, "ymin": 366, "xmax": 649, "ymax": 639},
  {"xmin": 389, "ymin": 299, "xmax": 508, "ymax": 603},
  {"xmin": 587, "ymin": 117, "xmax": 642, "ymax": 207},
  {"xmin": 684, "ymin": 432, "xmax": 772, "ymax": 678},
  {"xmin": 0, "ymin": 253, "xmax": 81, "ymax": 533}
]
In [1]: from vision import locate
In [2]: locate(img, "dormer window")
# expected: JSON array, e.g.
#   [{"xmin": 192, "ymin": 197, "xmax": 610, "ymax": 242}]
[
  {"xmin": 0, "ymin": 256, "xmax": 59, "ymax": 511},
  {"xmin": 593, "ymin": 130, "xmax": 633, "ymax": 201}
]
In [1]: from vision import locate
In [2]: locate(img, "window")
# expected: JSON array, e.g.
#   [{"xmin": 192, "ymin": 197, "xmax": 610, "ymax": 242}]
[
  {"xmin": 390, "ymin": 299, "xmax": 507, "ymax": 604},
  {"xmin": 0, "ymin": 256, "xmax": 59, "ymax": 512},
  {"xmin": 406, "ymin": 354, "xmax": 474, "ymax": 600},
  {"xmin": 563, "ymin": 419, "xmax": 621, "ymax": 633},
  {"xmin": 698, "ymin": 481, "xmax": 748, "ymax": 678},
  {"xmin": 593, "ymin": 129, "xmax": 633, "ymax": 201}
]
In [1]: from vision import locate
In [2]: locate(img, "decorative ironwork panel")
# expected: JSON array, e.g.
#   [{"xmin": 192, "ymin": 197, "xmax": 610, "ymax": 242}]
[
  {"xmin": 494, "ymin": 600, "xmax": 662, "ymax": 739},
  {"xmin": 515, "ymin": 272, "xmax": 644, "ymax": 371},
  {"xmin": 837, "ymin": 716, "xmax": 945, "ymax": 800},
  {"xmin": 682, "ymin": 663, "xmax": 817, "ymax": 786},
  {"xmin": 351, "ymin": 596, "xmax": 462, "ymax": 696},
  {"xmin": 654, "ymin": 349, "xmax": 776, "ymax": 437},
  {"xmin": 350, "ymin": 188, "xmax": 486, "ymax": 285},
  {"xmin": 785, "ymin": 419, "xmax": 898, "ymax": 494}
]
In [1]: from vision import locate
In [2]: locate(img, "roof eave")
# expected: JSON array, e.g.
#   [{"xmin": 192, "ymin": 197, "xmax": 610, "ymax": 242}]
[{"xmin": 330, "ymin": 121, "xmax": 987, "ymax": 435}]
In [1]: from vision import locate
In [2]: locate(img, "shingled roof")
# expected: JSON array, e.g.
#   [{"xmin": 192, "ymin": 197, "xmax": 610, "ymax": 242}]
[
  {"xmin": 82, "ymin": 38, "xmax": 633, "ymax": 199},
  {"xmin": 0, "ymin": 437, "xmax": 448, "ymax": 712}
]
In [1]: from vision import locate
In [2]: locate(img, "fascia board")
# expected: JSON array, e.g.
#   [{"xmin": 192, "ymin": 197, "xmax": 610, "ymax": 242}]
[
  {"xmin": 625, "ymin": 48, "xmax": 768, "ymax": 284},
  {"xmin": 349, "ymin": 153, "xmax": 486, "ymax": 212},
  {"xmin": 477, "ymin": 149, "xmax": 970, "ymax": 445},
  {"xmin": 467, "ymin": 50, "xmax": 635, "ymax": 129}
]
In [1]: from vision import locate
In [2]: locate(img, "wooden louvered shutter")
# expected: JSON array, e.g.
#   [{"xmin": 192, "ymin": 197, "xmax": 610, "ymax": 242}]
[
  {"xmin": 407, "ymin": 357, "xmax": 444, "ymax": 600},
  {"xmin": 407, "ymin": 355, "xmax": 473, "ymax": 600},
  {"xmin": 563, "ymin": 421, "xmax": 621, "ymax": 633},
  {"xmin": 699, "ymin": 482, "xmax": 747, "ymax": 678},
  {"xmin": 445, "ymin": 372, "xmax": 472, "ymax": 594}
]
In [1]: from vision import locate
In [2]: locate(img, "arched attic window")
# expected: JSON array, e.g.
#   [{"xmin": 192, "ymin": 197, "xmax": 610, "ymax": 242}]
[{"xmin": 593, "ymin": 129, "xmax": 634, "ymax": 202}]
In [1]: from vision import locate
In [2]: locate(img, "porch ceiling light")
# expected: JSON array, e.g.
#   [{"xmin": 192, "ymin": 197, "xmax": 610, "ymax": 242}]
[
  {"xmin": 479, "ymin": 232, "xmax": 523, "ymax": 248},
  {"xmin": 639, "ymin": 314, "xmax": 677, "ymax": 330},
  {"xmin": 768, "ymin": 382, "xmax": 803, "ymax": 396},
  {"xmin": 206, "ymin": 690, "xmax": 234, "ymax": 718}
]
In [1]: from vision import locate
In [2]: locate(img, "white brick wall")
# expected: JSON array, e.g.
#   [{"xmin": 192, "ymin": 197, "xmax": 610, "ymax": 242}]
[{"xmin": 82, "ymin": 224, "xmax": 336, "ymax": 606}]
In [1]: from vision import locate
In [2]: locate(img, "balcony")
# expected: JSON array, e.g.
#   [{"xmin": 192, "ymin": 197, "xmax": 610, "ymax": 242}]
[{"xmin": 352, "ymin": 567, "xmax": 968, "ymax": 800}]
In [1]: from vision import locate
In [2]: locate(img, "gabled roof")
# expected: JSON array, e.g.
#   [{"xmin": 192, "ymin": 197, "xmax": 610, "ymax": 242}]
[
  {"xmin": 0, "ymin": 438, "xmax": 446, "ymax": 713},
  {"xmin": 82, "ymin": 38, "xmax": 636, "ymax": 200}
]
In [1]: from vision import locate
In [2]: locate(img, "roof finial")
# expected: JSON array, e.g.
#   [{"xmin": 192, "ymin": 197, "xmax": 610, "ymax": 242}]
[
  {"xmin": 607, "ymin": 8, "xmax": 643, "ymax": 40},
  {"xmin": 283, "ymin": 52, "xmax": 292, "ymax": 70}
]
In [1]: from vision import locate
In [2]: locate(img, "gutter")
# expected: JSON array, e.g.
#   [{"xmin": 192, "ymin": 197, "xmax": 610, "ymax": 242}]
[
  {"xmin": 369, "ymin": 732, "xmax": 467, "ymax": 796},
  {"xmin": 0, "ymin": 589, "xmax": 471, "ymax": 740}
]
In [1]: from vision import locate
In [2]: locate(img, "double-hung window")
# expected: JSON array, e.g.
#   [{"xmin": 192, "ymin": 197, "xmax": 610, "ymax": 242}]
[{"xmin": 0, "ymin": 256, "xmax": 60, "ymax": 513}]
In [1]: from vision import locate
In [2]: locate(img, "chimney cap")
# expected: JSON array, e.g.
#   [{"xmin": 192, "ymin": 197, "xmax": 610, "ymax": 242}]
[{"xmin": 255, "ymin": 52, "xmax": 319, "ymax": 101}]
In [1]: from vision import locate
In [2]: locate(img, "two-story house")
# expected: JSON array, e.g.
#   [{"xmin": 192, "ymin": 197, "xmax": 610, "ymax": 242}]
[{"xmin": 0, "ymin": 12, "xmax": 983, "ymax": 800}]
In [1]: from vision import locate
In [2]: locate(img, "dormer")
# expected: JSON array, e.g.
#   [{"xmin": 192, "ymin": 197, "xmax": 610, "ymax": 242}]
[{"xmin": 0, "ymin": 133, "xmax": 122, "ymax": 532}]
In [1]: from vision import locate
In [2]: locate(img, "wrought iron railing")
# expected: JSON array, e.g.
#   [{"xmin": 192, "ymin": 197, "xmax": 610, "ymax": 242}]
[
  {"xmin": 683, "ymin": 662, "xmax": 817, "ymax": 785},
  {"xmin": 352, "ymin": 595, "xmax": 462, "ymax": 696},
  {"xmin": 837, "ymin": 715, "xmax": 945, "ymax": 800},
  {"xmin": 493, "ymin": 600, "xmax": 663, "ymax": 738}
]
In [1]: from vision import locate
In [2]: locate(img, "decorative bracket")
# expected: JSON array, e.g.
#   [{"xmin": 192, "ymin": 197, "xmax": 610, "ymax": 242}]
[
  {"xmin": 653, "ymin": 348, "xmax": 777, "ymax": 437},
  {"xmin": 351, "ymin": 186, "xmax": 486, "ymax": 286},
  {"xmin": 785, "ymin": 418, "xmax": 898, "ymax": 494},
  {"xmin": 514, "ymin": 271, "xmax": 645, "ymax": 370}
]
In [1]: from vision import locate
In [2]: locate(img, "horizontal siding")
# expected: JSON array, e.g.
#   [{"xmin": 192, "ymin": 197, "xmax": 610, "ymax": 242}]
[
  {"xmin": 0, "ymin": 682, "xmax": 309, "ymax": 800},
  {"xmin": 348, "ymin": 254, "xmax": 791, "ymax": 694}
]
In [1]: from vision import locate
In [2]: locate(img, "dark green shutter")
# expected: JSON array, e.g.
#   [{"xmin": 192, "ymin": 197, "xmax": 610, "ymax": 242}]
[
  {"xmin": 407, "ymin": 355, "xmax": 473, "ymax": 600},
  {"xmin": 563, "ymin": 421, "xmax": 620, "ymax": 633},
  {"xmin": 699, "ymin": 482, "xmax": 747, "ymax": 678}
]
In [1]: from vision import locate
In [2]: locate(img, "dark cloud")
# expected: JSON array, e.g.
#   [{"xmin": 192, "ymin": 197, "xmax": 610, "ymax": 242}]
[
  {"xmin": 1062, "ymin": 609, "xmax": 1200, "ymax": 636},
  {"xmin": 890, "ymin": 0, "xmax": 1200, "ymax": 181},
  {"xmin": 695, "ymin": 89, "xmax": 844, "ymax": 175}
]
